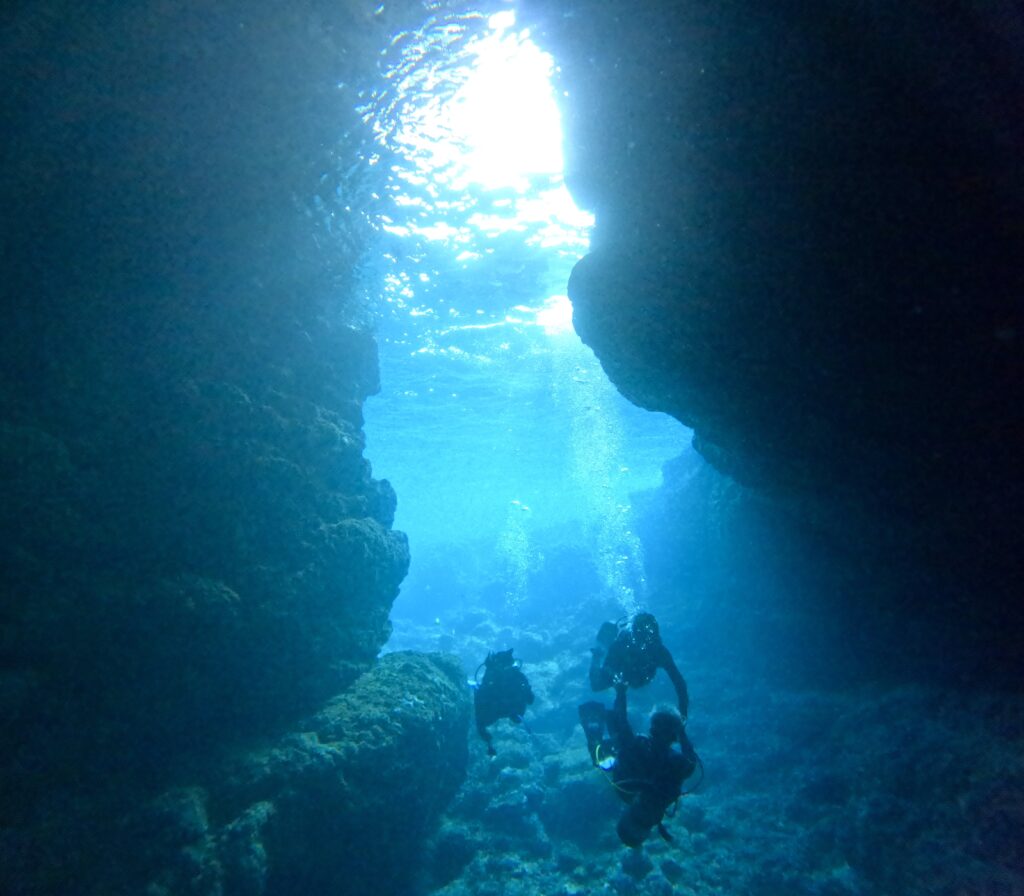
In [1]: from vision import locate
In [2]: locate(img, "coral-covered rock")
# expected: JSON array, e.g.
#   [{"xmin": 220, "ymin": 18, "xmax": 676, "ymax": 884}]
[{"xmin": 133, "ymin": 652, "xmax": 470, "ymax": 896}]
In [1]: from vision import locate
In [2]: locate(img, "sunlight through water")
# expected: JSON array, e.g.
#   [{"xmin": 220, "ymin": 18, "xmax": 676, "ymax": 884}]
[
  {"xmin": 362, "ymin": 6, "xmax": 688, "ymax": 626},
  {"xmin": 372, "ymin": 9, "xmax": 592, "ymax": 256},
  {"xmin": 440, "ymin": 11, "xmax": 562, "ymax": 190}
]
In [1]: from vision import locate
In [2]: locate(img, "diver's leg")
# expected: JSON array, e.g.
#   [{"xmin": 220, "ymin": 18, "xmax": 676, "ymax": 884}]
[
  {"xmin": 477, "ymin": 720, "xmax": 496, "ymax": 756},
  {"xmin": 589, "ymin": 647, "xmax": 614, "ymax": 691},
  {"xmin": 597, "ymin": 621, "xmax": 619, "ymax": 647},
  {"xmin": 588, "ymin": 622, "xmax": 619, "ymax": 691},
  {"xmin": 606, "ymin": 685, "xmax": 633, "ymax": 744}
]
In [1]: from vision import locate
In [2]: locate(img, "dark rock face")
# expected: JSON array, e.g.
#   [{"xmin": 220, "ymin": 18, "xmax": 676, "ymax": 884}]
[
  {"xmin": 521, "ymin": 2, "xmax": 1024, "ymax": 658},
  {"xmin": 0, "ymin": 2, "xmax": 462, "ymax": 894},
  {"xmin": 1, "ymin": 0, "xmax": 407, "ymax": 762},
  {"xmin": 631, "ymin": 450, "xmax": 1010, "ymax": 687}
]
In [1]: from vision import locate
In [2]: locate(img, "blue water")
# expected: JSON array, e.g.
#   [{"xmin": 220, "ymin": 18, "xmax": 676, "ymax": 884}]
[{"xmin": 361, "ymin": 11, "xmax": 689, "ymax": 627}]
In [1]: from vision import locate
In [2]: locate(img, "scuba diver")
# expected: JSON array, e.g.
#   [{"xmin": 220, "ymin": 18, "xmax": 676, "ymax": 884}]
[
  {"xmin": 589, "ymin": 612, "xmax": 689, "ymax": 719},
  {"xmin": 579, "ymin": 683, "xmax": 700, "ymax": 848},
  {"xmin": 473, "ymin": 649, "xmax": 534, "ymax": 757}
]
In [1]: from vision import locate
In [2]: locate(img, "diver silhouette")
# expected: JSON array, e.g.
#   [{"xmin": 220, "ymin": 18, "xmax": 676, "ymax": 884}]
[
  {"xmin": 589, "ymin": 612, "xmax": 689, "ymax": 720},
  {"xmin": 473, "ymin": 649, "xmax": 534, "ymax": 757},
  {"xmin": 579, "ymin": 683, "xmax": 700, "ymax": 847}
]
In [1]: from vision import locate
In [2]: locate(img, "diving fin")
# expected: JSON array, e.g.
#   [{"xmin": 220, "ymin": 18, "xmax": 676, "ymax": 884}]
[{"xmin": 578, "ymin": 701, "xmax": 607, "ymax": 743}]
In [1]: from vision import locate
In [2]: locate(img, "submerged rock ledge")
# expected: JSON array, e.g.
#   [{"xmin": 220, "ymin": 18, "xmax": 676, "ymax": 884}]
[{"xmin": 137, "ymin": 652, "xmax": 470, "ymax": 896}]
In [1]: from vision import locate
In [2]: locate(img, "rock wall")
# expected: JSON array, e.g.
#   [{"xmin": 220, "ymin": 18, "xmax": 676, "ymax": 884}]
[
  {"xmin": 630, "ymin": 449, "xmax": 1007, "ymax": 687},
  {"xmin": 0, "ymin": 2, "xmax": 468, "ymax": 893},
  {"xmin": 519, "ymin": 1, "xmax": 1024, "ymax": 667}
]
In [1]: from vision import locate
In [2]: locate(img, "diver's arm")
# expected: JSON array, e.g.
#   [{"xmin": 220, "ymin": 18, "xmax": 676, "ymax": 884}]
[{"xmin": 659, "ymin": 646, "xmax": 690, "ymax": 720}]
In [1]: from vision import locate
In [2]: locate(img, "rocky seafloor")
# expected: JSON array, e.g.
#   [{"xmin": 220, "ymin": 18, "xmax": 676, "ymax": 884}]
[{"xmin": 389, "ymin": 604, "xmax": 1024, "ymax": 896}]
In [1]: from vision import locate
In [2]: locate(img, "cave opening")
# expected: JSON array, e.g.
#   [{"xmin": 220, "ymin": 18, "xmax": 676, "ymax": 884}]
[{"xmin": 360, "ymin": 8, "xmax": 689, "ymax": 657}]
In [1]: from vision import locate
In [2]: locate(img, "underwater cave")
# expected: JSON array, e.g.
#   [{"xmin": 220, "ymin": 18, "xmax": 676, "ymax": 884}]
[{"xmin": 1, "ymin": 2, "xmax": 1023, "ymax": 895}]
